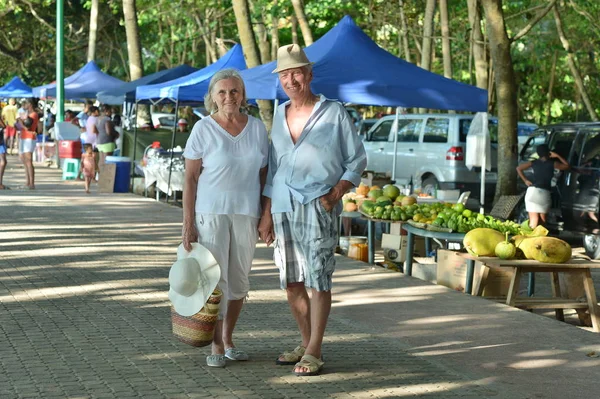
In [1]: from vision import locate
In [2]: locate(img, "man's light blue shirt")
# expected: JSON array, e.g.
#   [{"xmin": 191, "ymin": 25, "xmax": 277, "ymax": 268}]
[{"xmin": 264, "ymin": 95, "xmax": 367, "ymax": 214}]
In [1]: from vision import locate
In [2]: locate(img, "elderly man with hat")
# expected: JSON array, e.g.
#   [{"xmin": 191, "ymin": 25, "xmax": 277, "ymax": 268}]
[{"xmin": 258, "ymin": 44, "xmax": 367, "ymax": 376}]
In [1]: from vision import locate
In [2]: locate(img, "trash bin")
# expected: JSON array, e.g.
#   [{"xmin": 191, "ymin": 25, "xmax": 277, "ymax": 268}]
[{"xmin": 105, "ymin": 156, "xmax": 131, "ymax": 193}]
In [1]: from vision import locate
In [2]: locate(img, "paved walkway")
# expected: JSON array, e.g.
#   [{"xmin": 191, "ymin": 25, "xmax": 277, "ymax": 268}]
[{"xmin": 1, "ymin": 157, "xmax": 600, "ymax": 399}]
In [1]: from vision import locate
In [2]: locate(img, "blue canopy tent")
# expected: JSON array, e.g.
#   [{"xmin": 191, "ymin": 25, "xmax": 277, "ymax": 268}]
[
  {"xmin": 32, "ymin": 61, "xmax": 125, "ymax": 99},
  {"xmin": 133, "ymin": 44, "xmax": 247, "ymax": 198},
  {"xmin": 96, "ymin": 64, "xmax": 199, "ymax": 105},
  {"xmin": 0, "ymin": 77, "xmax": 33, "ymax": 98},
  {"xmin": 240, "ymin": 15, "xmax": 487, "ymax": 111},
  {"xmin": 135, "ymin": 44, "xmax": 246, "ymax": 104},
  {"xmin": 241, "ymin": 15, "xmax": 488, "ymax": 184}
]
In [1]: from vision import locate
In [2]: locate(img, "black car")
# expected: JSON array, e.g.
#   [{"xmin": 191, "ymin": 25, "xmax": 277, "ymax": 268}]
[{"xmin": 518, "ymin": 122, "xmax": 600, "ymax": 258}]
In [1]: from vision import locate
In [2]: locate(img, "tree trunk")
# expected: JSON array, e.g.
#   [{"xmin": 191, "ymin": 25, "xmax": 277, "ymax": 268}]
[
  {"xmin": 291, "ymin": 15, "xmax": 299, "ymax": 45},
  {"xmin": 420, "ymin": 0, "xmax": 435, "ymax": 71},
  {"xmin": 291, "ymin": 0, "xmax": 313, "ymax": 45},
  {"xmin": 481, "ymin": 0, "xmax": 519, "ymax": 202},
  {"xmin": 553, "ymin": 5, "xmax": 599, "ymax": 121},
  {"xmin": 87, "ymin": 0, "xmax": 99, "ymax": 62},
  {"xmin": 123, "ymin": 0, "xmax": 150, "ymax": 125},
  {"xmin": 398, "ymin": 0, "xmax": 411, "ymax": 62},
  {"xmin": 545, "ymin": 51, "xmax": 558, "ymax": 125},
  {"xmin": 123, "ymin": 0, "xmax": 143, "ymax": 81},
  {"xmin": 232, "ymin": 0, "xmax": 273, "ymax": 130},
  {"xmin": 249, "ymin": 0, "xmax": 271, "ymax": 63},
  {"xmin": 194, "ymin": 12, "xmax": 218, "ymax": 64},
  {"xmin": 271, "ymin": 0, "xmax": 280, "ymax": 61},
  {"xmin": 467, "ymin": 0, "xmax": 488, "ymax": 90},
  {"xmin": 439, "ymin": 0, "xmax": 452, "ymax": 79},
  {"xmin": 418, "ymin": 0, "xmax": 436, "ymax": 113}
]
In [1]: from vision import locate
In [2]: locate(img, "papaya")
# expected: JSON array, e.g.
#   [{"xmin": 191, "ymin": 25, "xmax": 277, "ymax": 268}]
[{"xmin": 517, "ymin": 236, "xmax": 572, "ymax": 263}]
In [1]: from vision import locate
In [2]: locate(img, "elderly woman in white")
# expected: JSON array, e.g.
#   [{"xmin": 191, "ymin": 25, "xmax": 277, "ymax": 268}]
[{"xmin": 182, "ymin": 68, "xmax": 269, "ymax": 368}]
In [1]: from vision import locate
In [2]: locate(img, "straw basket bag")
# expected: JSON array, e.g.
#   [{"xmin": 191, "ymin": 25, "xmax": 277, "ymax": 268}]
[{"xmin": 171, "ymin": 289, "xmax": 222, "ymax": 347}]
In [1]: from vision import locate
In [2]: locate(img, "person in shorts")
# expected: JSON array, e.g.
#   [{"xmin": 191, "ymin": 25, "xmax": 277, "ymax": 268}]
[
  {"xmin": 2, "ymin": 98, "xmax": 18, "ymax": 154},
  {"xmin": 516, "ymin": 144, "xmax": 569, "ymax": 228},
  {"xmin": 258, "ymin": 44, "xmax": 367, "ymax": 376},
  {"xmin": 0, "ymin": 118, "xmax": 7, "ymax": 189},
  {"xmin": 18, "ymin": 117, "xmax": 36, "ymax": 189},
  {"xmin": 95, "ymin": 104, "xmax": 118, "ymax": 166}
]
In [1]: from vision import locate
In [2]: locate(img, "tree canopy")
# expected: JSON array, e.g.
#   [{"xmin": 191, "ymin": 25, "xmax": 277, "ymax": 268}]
[{"xmin": 0, "ymin": 0, "xmax": 598, "ymax": 124}]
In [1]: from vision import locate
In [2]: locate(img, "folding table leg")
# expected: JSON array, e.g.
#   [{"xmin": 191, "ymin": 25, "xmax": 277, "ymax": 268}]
[
  {"xmin": 367, "ymin": 220, "xmax": 375, "ymax": 264},
  {"xmin": 465, "ymin": 259, "xmax": 475, "ymax": 295},
  {"xmin": 581, "ymin": 269, "xmax": 600, "ymax": 333},
  {"xmin": 551, "ymin": 272, "xmax": 565, "ymax": 322},
  {"xmin": 528, "ymin": 272, "xmax": 536, "ymax": 297},
  {"xmin": 506, "ymin": 267, "xmax": 521, "ymax": 307},
  {"xmin": 404, "ymin": 231, "xmax": 414, "ymax": 276}
]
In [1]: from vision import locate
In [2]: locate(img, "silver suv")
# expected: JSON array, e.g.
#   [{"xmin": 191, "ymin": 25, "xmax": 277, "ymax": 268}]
[{"xmin": 362, "ymin": 113, "xmax": 537, "ymax": 199}]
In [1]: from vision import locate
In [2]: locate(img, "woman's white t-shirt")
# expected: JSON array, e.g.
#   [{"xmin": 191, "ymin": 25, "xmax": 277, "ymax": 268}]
[{"xmin": 183, "ymin": 115, "xmax": 269, "ymax": 218}]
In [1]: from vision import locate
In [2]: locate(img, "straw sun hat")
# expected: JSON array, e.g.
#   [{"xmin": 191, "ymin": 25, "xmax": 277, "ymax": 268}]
[
  {"xmin": 272, "ymin": 44, "xmax": 314, "ymax": 73},
  {"xmin": 168, "ymin": 243, "xmax": 220, "ymax": 317}
]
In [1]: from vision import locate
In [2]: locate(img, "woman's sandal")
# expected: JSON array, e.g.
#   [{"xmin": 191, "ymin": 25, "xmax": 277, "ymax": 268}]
[
  {"xmin": 293, "ymin": 354, "xmax": 324, "ymax": 376},
  {"xmin": 275, "ymin": 345, "xmax": 306, "ymax": 365}
]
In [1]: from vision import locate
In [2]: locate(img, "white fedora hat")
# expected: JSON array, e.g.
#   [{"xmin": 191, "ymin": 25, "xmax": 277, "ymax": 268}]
[
  {"xmin": 272, "ymin": 44, "xmax": 314, "ymax": 73},
  {"xmin": 168, "ymin": 243, "xmax": 220, "ymax": 317}
]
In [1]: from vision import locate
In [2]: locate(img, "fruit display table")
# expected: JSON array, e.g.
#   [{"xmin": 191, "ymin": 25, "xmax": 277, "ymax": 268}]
[
  {"xmin": 401, "ymin": 223, "xmax": 468, "ymax": 282},
  {"xmin": 458, "ymin": 253, "xmax": 600, "ymax": 332}
]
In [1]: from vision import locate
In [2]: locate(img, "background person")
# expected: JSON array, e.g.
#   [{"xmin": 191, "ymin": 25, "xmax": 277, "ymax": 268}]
[
  {"xmin": 84, "ymin": 106, "xmax": 99, "ymax": 148},
  {"xmin": 177, "ymin": 118, "xmax": 188, "ymax": 133},
  {"xmin": 77, "ymin": 100, "xmax": 94, "ymax": 129},
  {"xmin": 258, "ymin": 44, "xmax": 367, "ymax": 376},
  {"xmin": 0, "ymin": 118, "xmax": 7, "ymax": 189},
  {"xmin": 181, "ymin": 69, "xmax": 269, "ymax": 368},
  {"xmin": 18, "ymin": 117, "xmax": 36, "ymax": 189},
  {"xmin": 96, "ymin": 104, "xmax": 118, "ymax": 165},
  {"xmin": 2, "ymin": 98, "xmax": 18, "ymax": 154},
  {"xmin": 517, "ymin": 144, "xmax": 569, "ymax": 228},
  {"xmin": 78, "ymin": 144, "xmax": 97, "ymax": 194}
]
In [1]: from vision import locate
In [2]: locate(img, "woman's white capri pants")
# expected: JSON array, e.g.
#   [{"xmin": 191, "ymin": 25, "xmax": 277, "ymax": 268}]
[{"xmin": 195, "ymin": 213, "xmax": 259, "ymax": 319}]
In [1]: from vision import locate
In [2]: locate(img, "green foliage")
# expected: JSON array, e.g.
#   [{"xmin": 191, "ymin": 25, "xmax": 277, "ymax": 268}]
[{"xmin": 0, "ymin": 0, "xmax": 596, "ymax": 125}]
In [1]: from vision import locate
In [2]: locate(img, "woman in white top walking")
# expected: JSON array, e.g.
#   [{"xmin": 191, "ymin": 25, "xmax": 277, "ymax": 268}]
[{"xmin": 182, "ymin": 69, "xmax": 269, "ymax": 368}]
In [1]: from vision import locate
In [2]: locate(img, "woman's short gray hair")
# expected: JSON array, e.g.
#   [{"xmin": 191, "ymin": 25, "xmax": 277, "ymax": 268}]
[{"xmin": 204, "ymin": 69, "xmax": 248, "ymax": 113}]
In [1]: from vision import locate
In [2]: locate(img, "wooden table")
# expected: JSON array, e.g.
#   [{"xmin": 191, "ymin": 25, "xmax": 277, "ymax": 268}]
[{"xmin": 459, "ymin": 254, "xmax": 600, "ymax": 332}]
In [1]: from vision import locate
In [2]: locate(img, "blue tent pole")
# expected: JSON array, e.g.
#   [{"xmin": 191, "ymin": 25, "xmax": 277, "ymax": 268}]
[
  {"xmin": 130, "ymin": 101, "xmax": 139, "ymax": 190},
  {"xmin": 166, "ymin": 100, "xmax": 179, "ymax": 203}
]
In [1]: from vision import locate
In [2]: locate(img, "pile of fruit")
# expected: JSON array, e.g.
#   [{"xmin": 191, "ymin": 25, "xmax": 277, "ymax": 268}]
[
  {"xmin": 463, "ymin": 226, "xmax": 572, "ymax": 263},
  {"xmin": 354, "ymin": 183, "xmax": 523, "ymax": 235}
]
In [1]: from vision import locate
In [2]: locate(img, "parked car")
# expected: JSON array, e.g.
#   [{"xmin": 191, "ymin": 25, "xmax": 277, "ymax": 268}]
[
  {"xmin": 362, "ymin": 113, "xmax": 537, "ymax": 201},
  {"xmin": 518, "ymin": 122, "xmax": 600, "ymax": 258},
  {"xmin": 357, "ymin": 118, "xmax": 377, "ymax": 138}
]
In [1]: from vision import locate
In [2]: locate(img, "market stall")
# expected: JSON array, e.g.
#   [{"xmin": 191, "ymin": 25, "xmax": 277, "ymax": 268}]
[{"xmin": 139, "ymin": 143, "xmax": 185, "ymax": 198}]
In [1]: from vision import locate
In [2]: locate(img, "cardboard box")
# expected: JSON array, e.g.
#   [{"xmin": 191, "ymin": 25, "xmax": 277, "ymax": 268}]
[
  {"xmin": 98, "ymin": 164, "xmax": 117, "ymax": 193},
  {"xmin": 436, "ymin": 249, "xmax": 513, "ymax": 296},
  {"xmin": 381, "ymin": 233, "xmax": 429, "ymax": 263},
  {"xmin": 412, "ymin": 257, "xmax": 437, "ymax": 283},
  {"xmin": 382, "ymin": 234, "xmax": 407, "ymax": 262}
]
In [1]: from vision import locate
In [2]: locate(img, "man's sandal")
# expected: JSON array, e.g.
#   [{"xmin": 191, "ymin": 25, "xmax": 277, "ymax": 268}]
[
  {"xmin": 293, "ymin": 354, "xmax": 324, "ymax": 376},
  {"xmin": 275, "ymin": 345, "xmax": 306, "ymax": 365}
]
